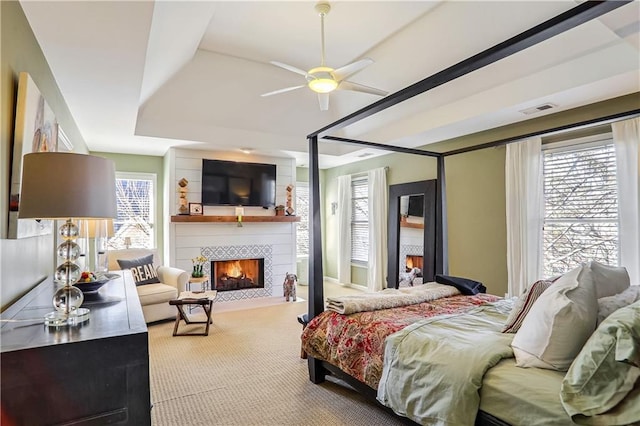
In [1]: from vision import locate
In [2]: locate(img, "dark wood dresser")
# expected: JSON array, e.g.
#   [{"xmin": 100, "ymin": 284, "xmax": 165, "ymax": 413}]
[{"xmin": 1, "ymin": 272, "xmax": 151, "ymax": 425}]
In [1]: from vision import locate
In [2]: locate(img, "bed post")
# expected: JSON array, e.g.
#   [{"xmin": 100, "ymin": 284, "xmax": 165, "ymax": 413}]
[
  {"xmin": 436, "ymin": 155, "xmax": 449, "ymax": 275},
  {"xmin": 307, "ymin": 135, "xmax": 326, "ymax": 383}
]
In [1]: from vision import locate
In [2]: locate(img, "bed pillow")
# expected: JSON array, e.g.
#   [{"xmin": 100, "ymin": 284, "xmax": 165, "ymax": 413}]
[
  {"xmin": 511, "ymin": 264, "xmax": 597, "ymax": 371},
  {"xmin": 590, "ymin": 261, "xmax": 630, "ymax": 299},
  {"xmin": 116, "ymin": 254, "xmax": 161, "ymax": 286},
  {"xmin": 435, "ymin": 274, "xmax": 486, "ymax": 295},
  {"xmin": 560, "ymin": 300, "xmax": 640, "ymax": 425},
  {"xmin": 597, "ymin": 285, "xmax": 640, "ymax": 325},
  {"xmin": 502, "ymin": 279, "xmax": 553, "ymax": 333}
]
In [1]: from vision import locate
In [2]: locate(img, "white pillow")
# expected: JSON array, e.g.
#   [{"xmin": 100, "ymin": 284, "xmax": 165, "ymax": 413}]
[
  {"xmin": 511, "ymin": 265, "xmax": 598, "ymax": 371},
  {"xmin": 590, "ymin": 261, "xmax": 630, "ymax": 299},
  {"xmin": 597, "ymin": 285, "xmax": 640, "ymax": 325}
]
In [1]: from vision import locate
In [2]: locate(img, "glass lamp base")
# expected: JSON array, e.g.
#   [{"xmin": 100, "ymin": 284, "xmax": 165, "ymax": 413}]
[{"xmin": 44, "ymin": 307, "xmax": 90, "ymax": 327}]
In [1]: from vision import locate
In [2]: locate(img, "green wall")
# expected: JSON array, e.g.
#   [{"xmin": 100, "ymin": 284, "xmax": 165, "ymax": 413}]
[
  {"xmin": 320, "ymin": 93, "xmax": 640, "ymax": 296},
  {"xmin": 1, "ymin": 1, "xmax": 89, "ymax": 310},
  {"xmin": 92, "ymin": 152, "xmax": 165, "ymax": 261}
]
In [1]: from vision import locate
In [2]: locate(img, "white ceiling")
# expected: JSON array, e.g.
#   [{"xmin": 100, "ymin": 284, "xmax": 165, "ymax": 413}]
[{"xmin": 20, "ymin": 1, "xmax": 640, "ymax": 168}]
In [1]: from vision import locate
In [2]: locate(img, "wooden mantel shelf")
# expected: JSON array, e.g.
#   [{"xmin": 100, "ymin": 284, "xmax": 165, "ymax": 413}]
[{"xmin": 171, "ymin": 215, "xmax": 300, "ymax": 223}]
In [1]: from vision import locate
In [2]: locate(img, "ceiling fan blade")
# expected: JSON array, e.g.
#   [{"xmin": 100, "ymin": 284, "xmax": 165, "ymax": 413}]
[
  {"xmin": 338, "ymin": 80, "xmax": 387, "ymax": 97},
  {"xmin": 261, "ymin": 85, "xmax": 306, "ymax": 97},
  {"xmin": 270, "ymin": 61, "xmax": 310, "ymax": 77},
  {"xmin": 318, "ymin": 93, "xmax": 329, "ymax": 111},
  {"xmin": 333, "ymin": 58, "xmax": 374, "ymax": 82}
]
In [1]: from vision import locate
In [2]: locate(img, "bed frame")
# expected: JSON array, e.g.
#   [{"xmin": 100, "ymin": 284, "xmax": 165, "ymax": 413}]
[{"xmin": 303, "ymin": 1, "xmax": 638, "ymax": 425}]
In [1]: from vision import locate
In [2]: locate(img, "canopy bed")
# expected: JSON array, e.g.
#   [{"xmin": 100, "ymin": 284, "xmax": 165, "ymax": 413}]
[{"xmin": 302, "ymin": 2, "xmax": 640, "ymax": 425}]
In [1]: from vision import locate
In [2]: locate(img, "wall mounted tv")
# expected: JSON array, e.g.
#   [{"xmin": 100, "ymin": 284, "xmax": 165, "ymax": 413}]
[{"xmin": 201, "ymin": 159, "xmax": 276, "ymax": 207}]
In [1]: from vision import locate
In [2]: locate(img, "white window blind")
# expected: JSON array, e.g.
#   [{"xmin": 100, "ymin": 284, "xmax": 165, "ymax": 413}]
[
  {"xmin": 296, "ymin": 182, "xmax": 309, "ymax": 256},
  {"xmin": 542, "ymin": 138, "xmax": 618, "ymax": 277},
  {"xmin": 351, "ymin": 176, "xmax": 369, "ymax": 263},
  {"xmin": 108, "ymin": 172, "xmax": 156, "ymax": 250}
]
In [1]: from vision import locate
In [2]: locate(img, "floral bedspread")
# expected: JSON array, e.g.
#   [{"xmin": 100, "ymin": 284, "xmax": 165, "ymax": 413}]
[{"xmin": 301, "ymin": 293, "xmax": 500, "ymax": 389}]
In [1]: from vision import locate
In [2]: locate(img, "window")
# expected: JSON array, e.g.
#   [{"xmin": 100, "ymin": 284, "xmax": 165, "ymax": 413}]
[
  {"xmin": 351, "ymin": 176, "xmax": 369, "ymax": 263},
  {"xmin": 108, "ymin": 172, "xmax": 156, "ymax": 250},
  {"xmin": 542, "ymin": 136, "xmax": 618, "ymax": 277},
  {"xmin": 296, "ymin": 182, "xmax": 309, "ymax": 256}
]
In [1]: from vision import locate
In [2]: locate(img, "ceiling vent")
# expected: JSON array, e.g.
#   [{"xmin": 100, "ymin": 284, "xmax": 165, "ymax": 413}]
[
  {"xmin": 357, "ymin": 152, "xmax": 374, "ymax": 158},
  {"xmin": 520, "ymin": 103, "xmax": 558, "ymax": 115}
]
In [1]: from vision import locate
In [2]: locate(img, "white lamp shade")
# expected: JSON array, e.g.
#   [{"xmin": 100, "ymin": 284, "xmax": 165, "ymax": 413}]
[{"xmin": 18, "ymin": 152, "xmax": 117, "ymax": 219}]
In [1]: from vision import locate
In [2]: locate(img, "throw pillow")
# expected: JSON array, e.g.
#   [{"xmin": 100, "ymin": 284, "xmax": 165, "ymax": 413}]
[
  {"xmin": 597, "ymin": 285, "xmax": 640, "ymax": 325},
  {"xmin": 590, "ymin": 261, "xmax": 630, "ymax": 299},
  {"xmin": 511, "ymin": 264, "xmax": 598, "ymax": 371},
  {"xmin": 560, "ymin": 300, "xmax": 640, "ymax": 425},
  {"xmin": 502, "ymin": 279, "xmax": 553, "ymax": 333},
  {"xmin": 116, "ymin": 254, "xmax": 161, "ymax": 286},
  {"xmin": 435, "ymin": 274, "xmax": 486, "ymax": 295}
]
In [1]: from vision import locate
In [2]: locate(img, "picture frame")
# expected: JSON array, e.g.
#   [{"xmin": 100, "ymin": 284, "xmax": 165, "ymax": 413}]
[
  {"xmin": 189, "ymin": 202, "xmax": 203, "ymax": 216},
  {"xmin": 8, "ymin": 72, "xmax": 58, "ymax": 239}
]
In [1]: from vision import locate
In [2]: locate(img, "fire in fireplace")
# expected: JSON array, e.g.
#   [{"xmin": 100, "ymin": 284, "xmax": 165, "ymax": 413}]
[
  {"xmin": 405, "ymin": 255, "xmax": 424, "ymax": 272},
  {"xmin": 211, "ymin": 258, "xmax": 265, "ymax": 292}
]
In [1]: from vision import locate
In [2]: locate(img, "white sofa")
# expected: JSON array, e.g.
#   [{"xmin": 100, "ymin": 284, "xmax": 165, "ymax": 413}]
[{"xmin": 107, "ymin": 249, "xmax": 189, "ymax": 323}]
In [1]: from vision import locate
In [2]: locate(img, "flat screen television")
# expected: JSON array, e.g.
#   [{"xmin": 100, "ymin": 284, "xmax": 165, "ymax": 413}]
[
  {"xmin": 201, "ymin": 159, "xmax": 276, "ymax": 207},
  {"xmin": 407, "ymin": 194, "xmax": 424, "ymax": 217}
]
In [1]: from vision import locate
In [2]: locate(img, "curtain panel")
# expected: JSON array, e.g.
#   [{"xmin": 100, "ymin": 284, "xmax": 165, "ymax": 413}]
[
  {"xmin": 612, "ymin": 117, "xmax": 640, "ymax": 285},
  {"xmin": 367, "ymin": 168, "xmax": 388, "ymax": 292},
  {"xmin": 505, "ymin": 137, "xmax": 543, "ymax": 297},
  {"xmin": 337, "ymin": 175, "xmax": 352, "ymax": 285}
]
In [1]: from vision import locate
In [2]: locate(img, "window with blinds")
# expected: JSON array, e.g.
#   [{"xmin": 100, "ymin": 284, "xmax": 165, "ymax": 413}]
[
  {"xmin": 542, "ymin": 138, "xmax": 618, "ymax": 277},
  {"xmin": 296, "ymin": 183, "xmax": 309, "ymax": 256},
  {"xmin": 108, "ymin": 172, "xmax": 156, "ymax": 250},
  {"xmin": 351, "ymin": 176, "xmax": 369, "ymax": 263}
]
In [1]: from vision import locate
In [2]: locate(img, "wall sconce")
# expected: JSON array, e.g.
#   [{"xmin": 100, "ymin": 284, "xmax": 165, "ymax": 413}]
[
  {"xmin": 331, "ymin": 202, "xmax": 338, "ymax": 215},
  {"xmin": 18, "ymin": 152, "xmax": 117, "ymax": 327}
]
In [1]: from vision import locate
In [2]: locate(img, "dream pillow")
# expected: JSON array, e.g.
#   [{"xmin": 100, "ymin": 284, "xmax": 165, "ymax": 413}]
[
  {"xmin": 117, "ymin": 254, "xmax": 161, "ymax": 286},
  {"xmin": 560, "ymin": 300, "xmax": 640, "ymax": 425},
  {"xmin": 590, "ymin": 261, "xmax": 630, "ymax": 299},
  {"xmin": 511, "ymin": 264, "xmax": 598, "ymax": 371}
]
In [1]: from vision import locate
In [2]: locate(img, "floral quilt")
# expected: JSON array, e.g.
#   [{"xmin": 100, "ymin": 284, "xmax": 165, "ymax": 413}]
[{"xmin": 301, "ymin": 293, "xmax": 500, "ymax": 389}]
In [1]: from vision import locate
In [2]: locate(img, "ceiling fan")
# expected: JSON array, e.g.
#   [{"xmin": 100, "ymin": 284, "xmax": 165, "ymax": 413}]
[{"xmin": 261, "ymin": 1, "xmax": 388, "ymax": 111}]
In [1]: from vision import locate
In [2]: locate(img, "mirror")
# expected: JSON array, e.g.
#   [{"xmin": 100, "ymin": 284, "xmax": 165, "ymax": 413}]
[{"xmin": 387, "ymin": 180, "xmax": 436, "ymax": 288}]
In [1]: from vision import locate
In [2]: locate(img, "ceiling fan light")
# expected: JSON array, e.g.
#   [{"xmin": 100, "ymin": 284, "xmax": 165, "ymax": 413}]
[{"xmin": 308, "ymin": 78, "xmax": 338, "ymax": 93}]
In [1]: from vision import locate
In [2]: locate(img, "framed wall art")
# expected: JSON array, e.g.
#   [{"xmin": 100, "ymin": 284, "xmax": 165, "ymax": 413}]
[{"xmin": 8, "ymin": 72, "xmax": 58, "ymax": 239}]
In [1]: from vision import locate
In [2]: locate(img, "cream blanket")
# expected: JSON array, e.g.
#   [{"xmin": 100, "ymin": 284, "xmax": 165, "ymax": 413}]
[{"xmin": 326, "ymin": 283, "xmax": 461, "ymax": 315}]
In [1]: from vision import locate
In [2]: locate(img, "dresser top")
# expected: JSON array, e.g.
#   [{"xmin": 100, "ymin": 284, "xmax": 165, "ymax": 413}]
[{"xmin": 1, "ymin": 272, "xmax": 147, "ymax": 353}]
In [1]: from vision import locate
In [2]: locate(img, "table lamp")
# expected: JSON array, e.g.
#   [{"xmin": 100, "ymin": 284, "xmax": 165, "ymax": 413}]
[
  {"xmin": 18, "ymin": 152, "xmax": 117, "ymax": 326},
  {"xmin": 79, "ymin": 219, "xmax": 114, "ymax": 272}
]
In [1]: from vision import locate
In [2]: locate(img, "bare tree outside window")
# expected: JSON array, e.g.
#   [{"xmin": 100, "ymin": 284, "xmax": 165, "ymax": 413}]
[
  {"xmin": 108, "ymin": 172, "xmax": 156, "ymax": 250},
  {"xmin": 543, "ymin": 140, "xmax": 618, "ymax": 277},
  {"xmin": 296, "ymin": 183, "xmax": 309, "ymax": 256},
  {"xmin": 351, "ymin": 176, "xmax": 369, "ymax": 264}
]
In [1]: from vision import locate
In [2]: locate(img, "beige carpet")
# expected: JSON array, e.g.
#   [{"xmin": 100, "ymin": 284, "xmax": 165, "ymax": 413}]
[{"xmin": 148, "ymin": 283, "xmax": 407, "ymax": 425}]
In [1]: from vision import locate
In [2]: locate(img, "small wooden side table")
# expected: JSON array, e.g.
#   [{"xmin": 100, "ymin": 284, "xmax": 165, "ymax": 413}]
[
  {"xmin": 169, "ymin": 290, "xmax": 217, "ymax": 336},
  {"xmin": 188, "ymin": 275, "xmax": 210, "ymax": 291}
]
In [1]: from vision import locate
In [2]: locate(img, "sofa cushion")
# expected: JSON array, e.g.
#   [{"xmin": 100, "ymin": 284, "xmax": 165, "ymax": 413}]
[
  {"xmin": 136, "ymin": 283, "xmax": 178, "ymax": 306},
  {"xmin": 511, "ymin": 264, "xmax": 598, "ymax": 371},
  {"xmin": 117, "ymin": 254, "xmax": 161, "ymax": 286}
]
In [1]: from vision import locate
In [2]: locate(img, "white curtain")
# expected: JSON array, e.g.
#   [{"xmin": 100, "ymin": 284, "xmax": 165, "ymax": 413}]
[
  {"xmin": 612, "ymin": 117, "xmax": 640, "ymax": 285},
  {"xmin": 337, "ymin": 175, "xmax": 352, "ymax": 285},
  {"xmin": 367, "ymin": 168, "xmax": 388, "ymax": 292},
  {"xmin": 505, "ymin": 137, "xmax": 543, "ymax": 297}
]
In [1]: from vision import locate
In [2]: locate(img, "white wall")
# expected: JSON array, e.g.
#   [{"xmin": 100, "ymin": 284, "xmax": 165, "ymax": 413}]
[{"xmin": 166, "ymin": 148, "xmax": 297, "ymax": 299}]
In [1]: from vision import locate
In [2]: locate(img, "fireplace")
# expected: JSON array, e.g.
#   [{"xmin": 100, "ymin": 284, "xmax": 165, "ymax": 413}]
[
  {"xmin": 211, "ymin": 258, "xmax": 265, "ymax": 292},
  {"xmin": 405, "ymin": 255, "xmax": 423, "ymax": 272}
]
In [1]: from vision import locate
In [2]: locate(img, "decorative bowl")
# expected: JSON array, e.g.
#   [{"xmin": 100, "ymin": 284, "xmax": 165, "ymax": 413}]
[{"xmin": 74, "ymin": 273, "xmax": 119, "ymax": 293}]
